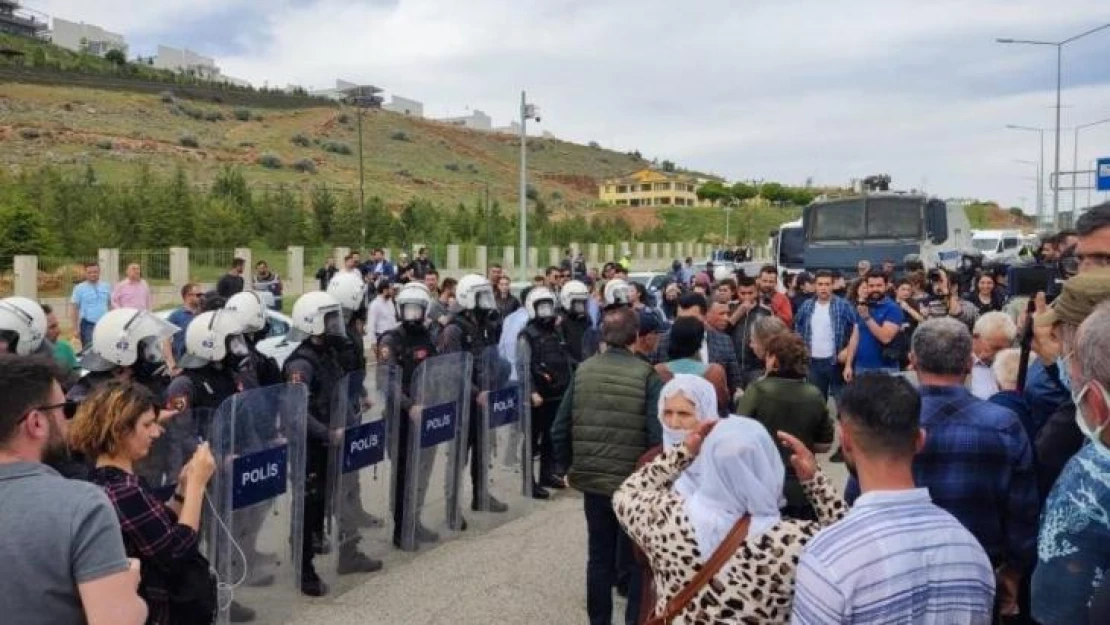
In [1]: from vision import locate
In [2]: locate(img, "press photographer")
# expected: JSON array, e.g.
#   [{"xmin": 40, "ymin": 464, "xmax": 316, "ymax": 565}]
[{"xmin": 922, "ymin": 267, "xmax": 978, "ymax": 328}]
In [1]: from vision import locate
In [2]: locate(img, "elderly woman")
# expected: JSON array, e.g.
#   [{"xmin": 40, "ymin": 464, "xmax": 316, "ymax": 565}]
[
  {"xmin": 615, "ymin": 416, "xmax": 846, "ymax": 624},
  {"xmin": 736, "ymin": 332, "xmax": 833, "ymax": 521},
  {"xmin": 632, "ymin": 375, "xmax": 721, "ymax": 623},
  {"xmin": 70, "ymin": 380, "xmax": 218, "ymax": 625}
]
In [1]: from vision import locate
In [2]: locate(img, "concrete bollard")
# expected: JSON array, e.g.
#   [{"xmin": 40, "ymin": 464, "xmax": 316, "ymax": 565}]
[
  {"xmin": 286, "ymin": 246, "xmax": 304, "ymax": 297},
  {"xmin": 169, "ymin": 247, "xmax": 189, "ymax": 288},
  {"xmin": 13, "ymin": 255, "xmax": 37, "ymax": 300}
]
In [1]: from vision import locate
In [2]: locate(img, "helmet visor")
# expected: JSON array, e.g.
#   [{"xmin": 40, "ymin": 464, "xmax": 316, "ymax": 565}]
[
  {"xmin": 535, "ymin": 300, "xmax": 555, "ymax": 318},
  {"xmin": 227, "ymin": 334, "xmax": 250, "ymax": 358},
  {"xmin": 400, "ymin": 302, "xmax": 426, "ymax": 322},
  {"xmin": 476, "ymin": 289, "xmax": 496, "ymax": 311},
  {"xmin": 324, "ymin": 310, "xmax": 347, "ymax": 337},
  {"xmin": 127, "ymin": 310, "xmax": 181, "ymax": 345}
]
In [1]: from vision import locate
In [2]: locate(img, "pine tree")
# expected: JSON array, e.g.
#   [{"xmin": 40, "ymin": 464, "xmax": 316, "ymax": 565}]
[{"xmin": 311, "ymin": 183, "xmax": 337, "ymax": 241}]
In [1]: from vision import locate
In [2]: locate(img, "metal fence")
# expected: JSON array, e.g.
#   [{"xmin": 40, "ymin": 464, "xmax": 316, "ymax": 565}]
[
  {"xmin": 120, "ymin": 249, "xmax": 171, "ymax": 284},
  {"xmin": 37, "ymin": 255, "xmax": 99, "ymax": 297}
]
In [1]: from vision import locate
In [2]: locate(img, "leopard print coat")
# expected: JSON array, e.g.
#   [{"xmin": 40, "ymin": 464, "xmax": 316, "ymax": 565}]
[{"xmin": 614, "ymin": 445, "xmax": 847, "ymax": 624}]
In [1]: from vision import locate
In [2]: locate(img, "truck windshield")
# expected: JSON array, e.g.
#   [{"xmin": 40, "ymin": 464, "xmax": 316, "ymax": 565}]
[
  {"xmin": 808, "ymin": 197, "xmax": 923, "ymax": 241},
  {"xmin": 972, "ymin": 238, "xmax": 999, "ymax": 252}
]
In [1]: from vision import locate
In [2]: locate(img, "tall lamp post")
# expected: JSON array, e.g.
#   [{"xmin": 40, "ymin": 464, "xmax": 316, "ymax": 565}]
[
  {"xmin": 997, "ymin": 22, "xmax": 1110, "ymax": 227},
  {"xmin": 518, "ymin": 91, "xmax": 541, "ymax": 281},
  {"xmin": 1006, "ymin": 125, "xmax": 1046, "ymax": 226},
  {"xmin": 1073, "ymin": 117, "xmax": 1110, "ymax": 214}
]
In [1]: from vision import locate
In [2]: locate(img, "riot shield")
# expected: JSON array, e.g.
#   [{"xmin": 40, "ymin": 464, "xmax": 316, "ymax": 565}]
[
  {"xmin": 319, "ymin": 365, "xmax": 399, "ymax": 590},
  {"xmin": 471, "ymin": 345, "xmax": 532, "ymax": 531},
  {"xmin": 206, "ymin": 384, "xmax": 308, "ymax": 625},
  {"xmin": 399, "ymin": 352, "xmax": 471, "ymax": 551}
]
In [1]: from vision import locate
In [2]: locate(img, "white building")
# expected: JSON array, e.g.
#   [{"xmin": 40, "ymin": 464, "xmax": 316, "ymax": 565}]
[
  {"xmin": 51, "ymin": 17, "xmax": 126, "ymax": 56},
  {"xmin": 439, "ymin": 109, "xmax": 492, "ymax": 131},
  {"xmin": 153, "ymin": 45, "xmax": 219, "ymax": 79},
  {"xmin": 383, "ymin": 95, "xmax": 423, "ymax": 117}
]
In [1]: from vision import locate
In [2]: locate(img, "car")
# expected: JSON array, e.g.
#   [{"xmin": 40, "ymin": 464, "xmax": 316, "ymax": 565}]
[
  {"xmin": 154, "ymin": 308, "xmax": 298, "ymax": 368},
  {"xmin": 627, "ymin": 272, "xmax": 670, "ymax": 299}
]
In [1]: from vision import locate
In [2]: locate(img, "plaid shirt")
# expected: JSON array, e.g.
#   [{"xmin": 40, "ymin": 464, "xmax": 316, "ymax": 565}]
[
  {"xmin": 850, "ymin": 385, "xmax": 1040, "ymax": 568},
  {"xmin": 793, "ymin": 295, "xmax": 855, "ymax": 357},
  {"xmin": 91, "ymin": 466, "xmax": 200, "ymax": 625}
]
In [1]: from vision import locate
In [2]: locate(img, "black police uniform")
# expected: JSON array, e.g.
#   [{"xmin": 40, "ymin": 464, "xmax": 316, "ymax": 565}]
[
  {"xmin": 557, "ymin": 309, "xmax": 591, "ymax": 365},
  {"xmin": 284, "ymin": 339, "xmax": 345, "ymax": 595},
  {"xmin": 377, "ymin": 320, "xmax": 438, "ymax": 547},
  {"xmin": 519, "ymin": 318, "xmax": 573, "ymax": 487},
  {"xmin": 436, "ymin": 309, "xmax": 505, "ymax": 512}
]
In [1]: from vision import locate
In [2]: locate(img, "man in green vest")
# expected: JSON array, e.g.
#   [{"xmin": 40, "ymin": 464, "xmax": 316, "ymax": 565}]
[{"xmin": 552, "ymin": 305, "xmax": 662, "ymax": 625}]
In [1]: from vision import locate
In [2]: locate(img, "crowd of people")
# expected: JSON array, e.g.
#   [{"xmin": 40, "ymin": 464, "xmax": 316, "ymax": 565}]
[{"xmin": 1, "ymin": 202, "xmax": 1109, "ymax": 624}]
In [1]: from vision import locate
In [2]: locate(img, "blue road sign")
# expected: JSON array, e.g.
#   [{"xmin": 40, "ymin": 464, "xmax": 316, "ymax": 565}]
[{"xmin": 1098, "ymin": 158, "xmax": 1110, "ymax": 192}]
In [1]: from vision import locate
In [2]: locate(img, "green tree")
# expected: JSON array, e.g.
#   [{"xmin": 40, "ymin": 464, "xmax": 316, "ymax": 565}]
[
  {"xmin": 788, "ymin": 188, "xmax": 815, "ymax": 206},
  {"xmin": 193, "ymin": 198, "xmax": 247, "ymax": 248},
  {"xmin": 311, "ymin": 183, "xmax": 337, "ymax": 241},
  {"xmin": 0, "ymin": 198, "xmax": 59, "ymax": 264},
  {"xmin": 696, "ymin": 181, "xmax": 731, "ymax": 205},
  {"xmin": 759, "ymin": 182, "xmax": 789, "ymax": 203},
  {"xmin": 104, "ymin": 49, "xmax": 126, "ymax": 66},
  {"xmin": 730, "ymin": 182, "xmax": 758, "ymax": 202},
  {"xmin": 331, "ymin": 191, "xmax": 364, "ymax": 249},
  {"xmin": 661, "ymin": 160, "xmax": 676, "ymax": 172}
]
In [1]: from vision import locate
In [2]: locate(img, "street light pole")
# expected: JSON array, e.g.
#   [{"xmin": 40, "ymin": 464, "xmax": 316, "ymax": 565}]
[
  {"xmin": 724, "ymin": 205, "xmax": 734, "ymax": 245},
  {"xmin": 997, "ymin": 22, "xmax": 1110, "ymax": 229},
  {"xmin": 1006, "ymin": 125, "xmax": 1046, "ymax": 225},
  {"xmin": 518, "ymin": 91, "xmax": 540, "ymax": 281}
]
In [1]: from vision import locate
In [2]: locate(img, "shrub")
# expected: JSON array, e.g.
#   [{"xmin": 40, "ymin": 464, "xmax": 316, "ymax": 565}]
[
  {"xmin": 293, "ymin": 158, "xmax": 317, "ymax": 174},
  {"xmin": 390, "ymin": 130, "xmax": 409, "ymax": 142},
  {"xmin": 588, "ymin": 141, "xmax": 600, "ymax": 149},
  {"xmin": 323, "ymin": 141, "xmax": 352, "ymax": 155},
  {"xmin": 175, "ymin": 104, "xmax": 204, "ymax": 120},
  {"xmin": 254, "ymin": 113, "xmax": 265, "ymax": 122},
  {"xmin": 203, "ymin": 109, "xmax": 224, "ymax": 122},
  {"xmin": 290, "ymin": 133, "xmax": 311, "ymax": 147},
  {"xmin": 258, "ymin": 153, "xmax": 282, "ymax": 169},
  {"xmin": 337, "ymin": 113, "xmax": 351, "ymax": 125},
  {"xmin": 233, "ymin": 107, "xmax": 252, "ymax": 121},
  {"xmin": 19, "ymin": 128, "xmax": 41, "ymax": 139},
  {"xmin": 179, "ymin": 133, "xmax": 199, "ymax": 148},
  {"xmin": 466, "ymin": 163, "xmax": 479, "ymax": 174},
  {"xmin": 159, "ymin": 90, "xmax": 175, "ymax": 104},
  {"xmin": 395, "ymin": 169, "xmax": 412, "ymax": 178},
  {"xmin": 238, "ymin": 141, "xmax": 255, "ymax": 148},
  {"xmin": 444, "ymin": 162, "xmax": 460, "ymax": 172},
  {"xmin": 95, "ymin": 139, "xmax": 113, "ymax": 150}
]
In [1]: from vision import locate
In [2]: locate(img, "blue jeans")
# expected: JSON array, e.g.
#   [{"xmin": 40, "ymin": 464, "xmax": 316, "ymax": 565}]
[
  {"xmin": 808, "ymin": 357, "xmax": 843, "ymax": 402},
  {"xmin": 79, "ymin": 319, "xmax": 96, "ymax": 350},
  {"xmin": 584, "ymin": 492, "xmax": 642, "ymax": 625}
]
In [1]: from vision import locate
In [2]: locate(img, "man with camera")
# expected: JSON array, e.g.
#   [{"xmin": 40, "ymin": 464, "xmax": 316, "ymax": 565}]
[
  {"xmin": 845, "ymin": 270, "xmax": 904, "ymax": 378},
  {"xmin": 757, "ymin": 264, "xmax": 793, "ymax": 326},
  {"xmin": 922, "ymin": 268, "xmax": 979, "ymax": 329}
]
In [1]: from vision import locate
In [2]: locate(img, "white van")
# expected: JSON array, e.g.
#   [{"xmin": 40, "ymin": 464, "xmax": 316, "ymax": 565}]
[{"xmin": 971, "ymin": 229, "xmax": 1023, "ymax": 261}]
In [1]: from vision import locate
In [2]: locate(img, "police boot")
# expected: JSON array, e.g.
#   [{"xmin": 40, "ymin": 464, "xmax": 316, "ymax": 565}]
[
  {"xmin": 472, "ymin": 495, "xmax": 508, "ymax": 513},
  {"xmin": 228, "ymin": 600, "xmax": 256, "ymax": 623},
  {"xmin": 350, "ymin": 507, "xmax": 384, "ymax": 529},
  {"xmin": 415, "ymin": 523, "xmax": 439, "ymax": 543},
  {"xmin": 299, "ymin": 567, "xmax": 329, "ymax": 597},
  {"xmin": 531, "ymin": 483, "xmax": 551, "ymax": 500},
  {"xmin": 337, "ymin": 549, "xmax": 383, "ymax": 575}
]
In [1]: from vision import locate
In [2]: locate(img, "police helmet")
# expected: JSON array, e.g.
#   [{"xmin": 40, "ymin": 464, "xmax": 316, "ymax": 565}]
[
  {"xmin": 224, "ymin": 291, "xmax": 267, "ymax": 334},
  {"xmin": 179, "ymin": 310, "xmax": 248, "ymax": 369},
  {"xmin": 395, "ymin": 283, "xmax": 432, "ymax": 323},
  {"xmin": 456, "ymin": 274, "xmax": 496, "ymax": 311},
  {"xmin": 559, "ymin": 280, "xmax": 590, "ymax": 314},
  {"xmin": 288, "ymin": 291, "xmax": 345, "ymax": 341},
  {"xmin": 0, "ymin": 297, "xmax": 47, "ymax": 356},
  {"xmin": 525, "ymin": 287, "xmax": 558, "ymax": 320},
  {"xmin": 603, "ymin": 279, "xmax": 632, "ymax": 307},
  {"xmin": 326, "ymin": 271, "xmax": 368, "ymax": 313},
  {"xmin": 82, "ymin": 308, "xmax": 179, "ymax": 372}
]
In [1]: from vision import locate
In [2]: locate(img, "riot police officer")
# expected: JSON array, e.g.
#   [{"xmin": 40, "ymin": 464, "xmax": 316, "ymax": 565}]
[
  {"xmin": 165, "ymin": 309, "xmax": 247, "ymax": 442},
  {"xmin": 519, "ymin": 287, "xmax": 573, "ymax": 498},
  {"xmin": 603, "ymin": 278, "xmax": 633, "ymax": 309},
  {"xmin": 224, "ymin": 291, "xmax": 283, "ymax": 390},
  {"xmin": 71, "ymin": 307, "xmax": 178, "ymax": 403},
  {"xmin": 0, "ymin": 296, "xmax": 52, "ymax": 358},
  {"xmin": 284, "ymin": 291, "xmax": 381, "ymax": 597},
  {"xmin": 436, "ymin": 274, "xmax": 508, "ymax": 516},
  {"xmin": 326, "ymin": 272, "xmax": 384, "ymax": 530},
  {"xmin": 556, "ymin": 280, "xmax": 592, "ymax": 364},
  {"xmin": 378, "ymin": 282, "xmax": 441, "ymax": 548}
]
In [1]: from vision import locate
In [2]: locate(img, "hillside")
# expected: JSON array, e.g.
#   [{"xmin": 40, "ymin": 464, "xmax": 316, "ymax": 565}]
[{"xmin": 0, "ymin": 81, "xmax": 650, "ymax": 209}]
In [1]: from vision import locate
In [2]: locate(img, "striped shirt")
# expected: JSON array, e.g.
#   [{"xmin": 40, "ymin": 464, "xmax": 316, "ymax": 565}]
[{"xmin": 791, "ymin": 488, "xmax": 995, "ymax": 625}]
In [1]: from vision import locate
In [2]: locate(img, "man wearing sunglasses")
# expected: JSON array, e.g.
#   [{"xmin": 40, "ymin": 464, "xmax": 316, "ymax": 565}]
[{"xmin": 0, "ymin": 355, "xmax": 148, "ymax": 625}]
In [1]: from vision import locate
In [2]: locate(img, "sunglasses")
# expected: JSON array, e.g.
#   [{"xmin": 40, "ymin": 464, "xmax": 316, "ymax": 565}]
[{"xmin": 18, "ymin": 400, "xmax": 79, "ymax": 424}]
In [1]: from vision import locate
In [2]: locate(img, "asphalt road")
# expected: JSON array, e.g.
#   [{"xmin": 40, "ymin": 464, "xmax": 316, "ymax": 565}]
[{"xmin": 288, "ymin": 453, "xmax": 850, "ymax": 625}]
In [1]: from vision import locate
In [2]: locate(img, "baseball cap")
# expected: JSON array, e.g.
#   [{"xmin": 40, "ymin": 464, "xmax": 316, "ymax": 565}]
[
  {"xmin": 1035, "ymin": 268, "xmax": 1110, "ymax": 327},
  {"xmin": 637, "ymin": 310, "xmax": 662, "ymax": 336}
]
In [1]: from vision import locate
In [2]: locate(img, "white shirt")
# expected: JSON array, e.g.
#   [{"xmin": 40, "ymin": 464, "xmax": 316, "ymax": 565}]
[
  {"xmin": 809, "ymin": 301, "xmax": 835, "ymax": 359},
  {"xmin": 367, "ymin": 296, "xmax": 399, "ymax": 341},
  {"xmin": 969, "ymin": 357, "xmax": 998, "ymax": 400}
]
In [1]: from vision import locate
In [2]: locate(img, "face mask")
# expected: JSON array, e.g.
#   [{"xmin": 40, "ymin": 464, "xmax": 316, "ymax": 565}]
[
  {"xmin": 1057, "ymin": 356, "xmax": 1072, "ymax": 392},
  {"xmin": 1073, "ymin": 383, "xmax": 1110, "ymax": 458},
  {"xmin": 536, "ymin": 301, "xmax": 555, "ymax": 319}
]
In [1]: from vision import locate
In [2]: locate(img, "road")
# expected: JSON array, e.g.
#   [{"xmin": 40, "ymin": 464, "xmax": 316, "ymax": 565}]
[{"xmin": 288, "ymin": 455, "xmax": 850, "ymax": 625}]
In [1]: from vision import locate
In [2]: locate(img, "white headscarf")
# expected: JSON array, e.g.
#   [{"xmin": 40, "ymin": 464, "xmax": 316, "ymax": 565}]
[
  {"xmin": 658, "ymin": 375, "xmax": 719, "ymax": 498},
  {"xmin": 682, "ymin": 415, "xmax": 785, "ymax": 561}
]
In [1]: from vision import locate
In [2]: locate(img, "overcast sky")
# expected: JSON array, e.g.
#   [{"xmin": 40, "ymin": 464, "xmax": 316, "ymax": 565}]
[{"xmin": 29, "ymin": 0, "xmax": 1110, "ymax": 213}]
